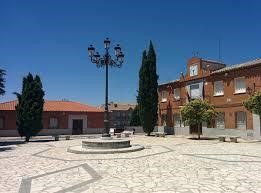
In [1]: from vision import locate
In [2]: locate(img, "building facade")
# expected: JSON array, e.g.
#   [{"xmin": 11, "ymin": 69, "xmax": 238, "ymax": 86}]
[
  {"xmin": 102, "ymin": 102, "xmax": 136, "ymax": 131},
  {"xmin": 0, "ymin": 100, "xmax": 104, "ymax": 137},
  {"xmin": 158, "ymin": 57, "xmax": 261, "ymax": 138}
]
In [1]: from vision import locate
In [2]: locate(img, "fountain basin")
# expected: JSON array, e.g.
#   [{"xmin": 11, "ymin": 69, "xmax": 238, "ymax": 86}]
[{"xmin": 82, "ymin": 138, "xmax": 130, "ymax": 149}]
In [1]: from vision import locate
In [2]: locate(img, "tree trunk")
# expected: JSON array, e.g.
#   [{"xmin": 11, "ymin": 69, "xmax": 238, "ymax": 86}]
[
  {"xmin": 25, "ymin": 136, "xmax": 30, "ymax": 142},
  {"xmin": 197, "ymin": 123, "xmax": 201, "ymax": 139}
]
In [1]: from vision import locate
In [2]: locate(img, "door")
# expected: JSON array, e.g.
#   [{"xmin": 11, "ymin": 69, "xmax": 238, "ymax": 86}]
[
  {"xmin": 72, "ymin": 119, "xmax": 83, "ymax": 135},
  {"xmin": 236, "ymin": 112, "xmax": 246, "ymax": 129}
]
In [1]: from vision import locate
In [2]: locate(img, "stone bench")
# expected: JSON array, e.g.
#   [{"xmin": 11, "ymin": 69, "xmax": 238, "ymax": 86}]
[
  {"xmin": 230, "ymin": 136, "xmax": 240, "ymax": 143},
  {"xmin": 116, "ymin": 133, "xmax": 121, "ymax": 138},
  {"xmin": 122, "ymin": 132, "xmax": 132, "ymax": 137},
  {"xmin": 53, "ymin": 135, "xmax": 71, "ymax": 141},
  {"xmin": 153, "ymin": 132, "xmax": 166, "ymax": 137},
  {"xmin": 217, "ymin": 135, "xmax": 240, "ymax": 143},
  {"xmin": 53, "ymin": 135, "xmax": 60, "ymax": 141}
]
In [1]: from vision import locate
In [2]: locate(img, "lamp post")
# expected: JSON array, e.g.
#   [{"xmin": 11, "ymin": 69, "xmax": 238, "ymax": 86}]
[{"xmin": 88, "ymin": 38, "xmax": 124, "ymax": 138}]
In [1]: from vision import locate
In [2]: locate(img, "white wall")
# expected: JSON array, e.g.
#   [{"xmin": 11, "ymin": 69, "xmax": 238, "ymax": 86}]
[{"xmin": 253, "ymin": 113, "xmax": 261, "ymax": 139}]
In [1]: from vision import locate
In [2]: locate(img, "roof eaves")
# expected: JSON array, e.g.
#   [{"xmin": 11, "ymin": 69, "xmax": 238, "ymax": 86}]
[
  {"xmin": 212, "ymin": 59, "xmax": 261, "ymax": 74},
  {"xmin": 158, "ymin": 79, "xmax": 180, "ymax": 86}
]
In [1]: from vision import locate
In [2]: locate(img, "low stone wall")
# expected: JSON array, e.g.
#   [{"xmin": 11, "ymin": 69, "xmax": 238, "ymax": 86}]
[
  {"xmin": 0, "ymin": 130, "xmax": 19, "ymax": 137},
  {"xmin": 124, "ymin": 126, "xmax": 144, "ymax": 133},
  {"xmin": 0, "ymin": 128, "xmax": 105, "ymax": 137},
  {"xmin": 154, "ymin": 126, "xmax": 174, "ymax": 135},
  {"xmin": 39, "ymin": 129, "xmax": 72, "ymax": 136},
  {"xmin": 174, "ymin": 126, "xmax": 190, "ymax": 136},
  {"xmin": 173, "ymin": 126, "xmax": 259, "ymax": 139},
  {"xmin": 202, "ymin": 127, "xmax": 247, "ymax": 138},
  {"xmin": 83, "ymin": 128, "xmax": 104, "ymax": 134}
]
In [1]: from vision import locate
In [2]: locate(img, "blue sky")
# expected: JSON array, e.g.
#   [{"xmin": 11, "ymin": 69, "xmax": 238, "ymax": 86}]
[{"xmin": 1, "ymin": 0, "xmax": 261, "ymax": 106}]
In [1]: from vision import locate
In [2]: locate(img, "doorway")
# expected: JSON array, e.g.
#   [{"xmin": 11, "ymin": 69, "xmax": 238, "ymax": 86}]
[{"xmin": 72, "ymin": 119, "xmax": 83, "ymax": 135}]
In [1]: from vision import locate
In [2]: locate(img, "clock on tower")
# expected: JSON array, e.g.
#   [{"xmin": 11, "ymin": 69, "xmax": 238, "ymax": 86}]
[{"xmin": 190, "ymin": 65, "xmax": 198, "ymax": 76}]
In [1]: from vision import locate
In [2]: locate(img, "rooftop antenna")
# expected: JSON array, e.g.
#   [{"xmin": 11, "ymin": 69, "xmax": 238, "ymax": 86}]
[
  {"xmin": 192, "ymin": 51, "xmax": 200, "ymax": 57},
  {"xmin": 218, "ymin": 39, "xmax": 222, "ymax": 63}
]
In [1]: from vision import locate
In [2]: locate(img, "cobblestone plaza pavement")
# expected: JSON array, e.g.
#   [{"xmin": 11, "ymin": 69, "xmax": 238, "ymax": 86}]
[{"xmin": 1, "ymin": 135, "xmax": 261, "ymax": 193}]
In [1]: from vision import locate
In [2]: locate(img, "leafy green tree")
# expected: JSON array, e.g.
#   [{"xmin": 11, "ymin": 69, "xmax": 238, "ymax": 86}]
[
  {"xmin": 137, "ymin": 41, "xmax": 158, "ymax": 135},
  {"xmin": 0, "ymin": 69, "xmax": 6, "ymax": 96},
  {"xmin": 14, "ymin": 73, "xmax": 45, "ymax": 142},
  {"xmin": 181, "ymin": 99, "xmax": 217, "ymax": 139},
  {"xmin": 130, "ymin": 106, "xmax": 141, "ymax": 126},
  {"xmin": 244, "ymin": 92, "xmax": 261, "ymax": 130}
]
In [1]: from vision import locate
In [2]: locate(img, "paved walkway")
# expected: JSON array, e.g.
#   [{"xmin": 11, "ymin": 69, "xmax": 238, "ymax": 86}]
[{"xmin": 0, "ymin": 135, "xmax": 261, "ymax": 193}]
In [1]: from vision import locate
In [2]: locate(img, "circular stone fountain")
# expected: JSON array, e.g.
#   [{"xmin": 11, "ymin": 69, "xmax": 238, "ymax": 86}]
[{"xmin": 67, "ymin": 137, "xmax": 144, "ymax": 154}]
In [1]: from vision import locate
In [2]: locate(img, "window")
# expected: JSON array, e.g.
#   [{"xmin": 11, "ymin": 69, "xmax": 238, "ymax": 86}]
[
  {"xmin": 173, "ymin": 114, "xmax": 183, "ymax": 127},
  {"xmin": 190, "ymin": 65, "xmax": 198, "ymax": 76},
  {"xmin": 234, "ymin": 77, "xmax": 246, "ymax": 94},
  {"xmin": 190, "ymin": 84, "xmax": 200, "ymax": 99},
  {"xmin": 49, "ymin": 118, "xmax": 58, "ymax": 129},
  {"xmin": 173, "ymin": 88, "xmax": 180, "ymax": 100},
  {"xmin": 0, "ymin": 117, "xmax": 4, "ymax": 129},
  {"xmin": 161, "ymin": 91, "xmax": 167, "ymax": 102},
  {"xmin": 236, "ymin": 112, "xmax": 246, "ymax": 129},
  {"xmin": 214, "ymin": 81, "xmax": 224, "ymax": 96},
  {"xmin": 216, "ymin": 113, "xmax": 225, "ymax": 128}
]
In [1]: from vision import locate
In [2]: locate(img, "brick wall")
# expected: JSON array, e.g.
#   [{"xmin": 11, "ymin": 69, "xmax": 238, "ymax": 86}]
[
  {"xmin": 0, "ymin": 110, "xmax": 104, "ymax": 136},
  {"xmin": 158, "ymin": 57, "xmax": 261, "ymax": 130}
]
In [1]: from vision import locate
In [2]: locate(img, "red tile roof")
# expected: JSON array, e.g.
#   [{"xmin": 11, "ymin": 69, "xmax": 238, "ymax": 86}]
[{"xmin": 0, "ymin": 100, "xmax": 103, "ymax": 112}]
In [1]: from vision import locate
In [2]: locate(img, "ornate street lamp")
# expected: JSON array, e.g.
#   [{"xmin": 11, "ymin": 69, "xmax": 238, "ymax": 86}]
[{"xmin": 88, "ymin": 38, "xmax": 124, "ymax": 137}]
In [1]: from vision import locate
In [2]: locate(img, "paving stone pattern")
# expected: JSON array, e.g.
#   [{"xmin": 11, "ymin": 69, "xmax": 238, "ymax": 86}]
[{"xmin": 0, "ymin": 136, "xmax": 261, "ymax": 193}]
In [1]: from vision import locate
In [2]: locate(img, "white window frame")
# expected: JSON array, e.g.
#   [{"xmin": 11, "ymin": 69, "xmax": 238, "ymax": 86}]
[
  {"xmin": 214, "ymin": 81, "xmax": 224, "ymax": 96},
  {"xmin": 234, "ymin": 77, "xmax": 246, "ymax": 94},
  {"xmin": 49, "ymin": 117, "xmax": 58, "ymax": 129},
  {"xmin": 173, "ymin": 88, "xmax": 180, "ymax": 100},
  {"xmin": 161, "ymin": 91, "xmax": 168, "ymax": 102},
  {"xmin": 190, "ymin": 83, "xmax": 200, "ymax": 99}
]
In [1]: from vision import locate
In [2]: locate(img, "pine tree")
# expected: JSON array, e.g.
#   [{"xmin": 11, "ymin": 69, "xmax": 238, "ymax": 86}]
[
  {"xmin": 138, "ymin": 41, "xmax": 158, "ymax": 135},
  {"xmin": 0, "ymin": 69, "xmax": 6, "ymax": 96},
  {"xmin": 14, "ymin": 73, "xmax": 45, "ymax": 142}
]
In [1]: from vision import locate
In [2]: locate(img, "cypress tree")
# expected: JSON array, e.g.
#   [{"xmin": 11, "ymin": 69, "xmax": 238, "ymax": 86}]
[
  {"xmin": 130, "ymin": 106, "xmax": 141, "ymax": 126},
  {"xmin": 138, "ymin": 41, "xmax": 158, "ymax": 135},
  {"xmin": 14, "ymin": 73, "xmax": 45, "ymax": 142},
  {"xmin": 147, "ymin": 41, "xmax": 158, "ymax": 132},
  {"xmin": 0, "ymin": 69, "xmax": 6, "ymax": 96}
]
